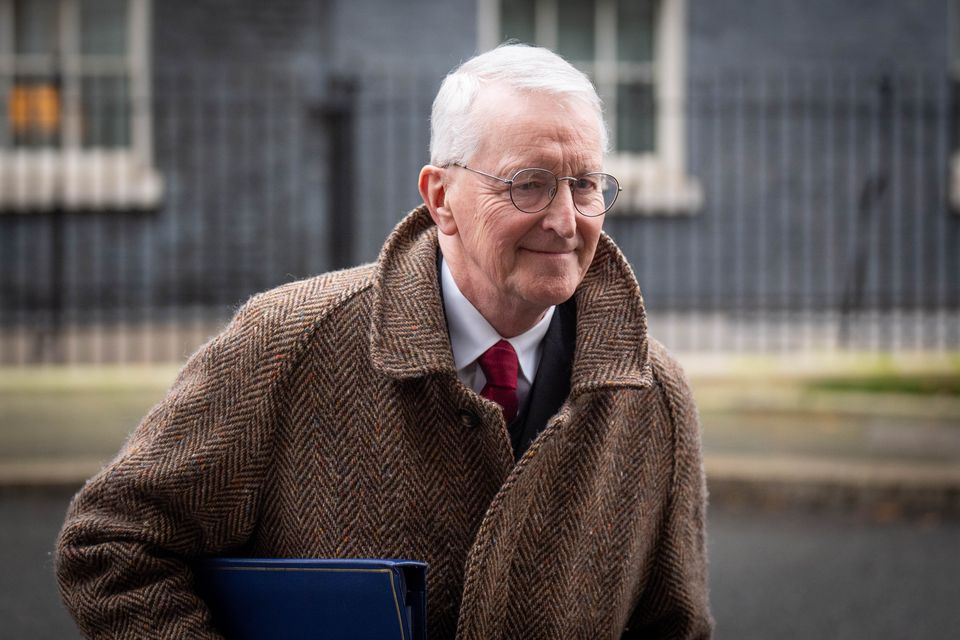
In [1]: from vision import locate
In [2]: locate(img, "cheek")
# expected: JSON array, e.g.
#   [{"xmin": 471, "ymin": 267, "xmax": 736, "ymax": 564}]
[
  {"xmin": 578, "ymin": 220, "xmax": 604, "ymax": 258},
  {"xmin": 488, "ymin": 226, "xmax": 522, "ymax": 274},
  {"xmin": 477, "ymin": 207, "xmax": 527, "ymax": 255}
]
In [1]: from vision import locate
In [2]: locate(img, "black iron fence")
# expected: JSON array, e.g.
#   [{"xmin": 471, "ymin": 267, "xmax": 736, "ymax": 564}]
[
  {"xmin": 1, "ymin": 65, "xmax": 957, "ymax": 364},
  {"xmin": 613, "ymin": 68, "xmax": 960, "ymax": 352}
]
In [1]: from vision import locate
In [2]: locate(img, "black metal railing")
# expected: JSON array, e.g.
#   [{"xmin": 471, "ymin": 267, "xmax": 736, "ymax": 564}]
[{"xmin": 1, "ymin": 65, "xmax": 957, "ymax": 363}]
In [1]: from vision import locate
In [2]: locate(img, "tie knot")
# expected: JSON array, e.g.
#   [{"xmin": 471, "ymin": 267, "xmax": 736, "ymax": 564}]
[{"xmin": 477, "ymin": 340, "xmax": 519, "ymax": 390}]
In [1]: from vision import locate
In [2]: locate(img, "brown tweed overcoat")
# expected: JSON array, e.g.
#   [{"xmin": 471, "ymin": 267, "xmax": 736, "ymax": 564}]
[{"xmin": 56, "ymin": 206, "xmax": 712, "ymax": 639}]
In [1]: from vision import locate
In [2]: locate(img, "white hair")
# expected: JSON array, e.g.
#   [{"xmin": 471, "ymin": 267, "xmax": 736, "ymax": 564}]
[{"xmin": 429, "ymin": 44, "xmax": 609, "ymax": 166}]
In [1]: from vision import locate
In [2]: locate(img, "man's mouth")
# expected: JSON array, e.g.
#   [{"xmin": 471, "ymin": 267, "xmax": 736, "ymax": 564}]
[{"xmin": 521, "ymin": 247, "xmax": 575, "ymax": 255}]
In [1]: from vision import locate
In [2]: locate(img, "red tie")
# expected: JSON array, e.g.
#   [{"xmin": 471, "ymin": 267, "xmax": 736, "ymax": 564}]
[{"xmin": 477, "ymin": 340, "xmax": 519, "ymax": 422}]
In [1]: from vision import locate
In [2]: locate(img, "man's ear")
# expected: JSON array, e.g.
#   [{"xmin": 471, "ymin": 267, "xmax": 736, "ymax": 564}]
[{"xmin": 418, "ymin": 165, "xmax": 457, "ymax": 235}]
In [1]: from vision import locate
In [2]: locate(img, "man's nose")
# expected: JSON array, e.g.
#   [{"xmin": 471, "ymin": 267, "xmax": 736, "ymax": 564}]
[{"xmin": 542, "ymin": 181, "xmax": 577, "ymax": 238}]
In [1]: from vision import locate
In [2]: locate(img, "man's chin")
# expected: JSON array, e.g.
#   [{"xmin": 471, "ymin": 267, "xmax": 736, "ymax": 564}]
[{"xmin": 518, "ymin": 279, "xmax": 579, "ymax": 308}]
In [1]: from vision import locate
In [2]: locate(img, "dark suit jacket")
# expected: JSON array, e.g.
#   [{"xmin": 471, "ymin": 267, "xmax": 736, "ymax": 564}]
[{"xmin": 509, "ymin": 300, "xmax": 575, "ymax": 459}]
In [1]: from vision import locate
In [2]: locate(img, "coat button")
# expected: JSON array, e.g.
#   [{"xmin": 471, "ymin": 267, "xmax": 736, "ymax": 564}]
[{"xmin": 459, "ymin": 409, "xmax": 481, "ymax": 429}]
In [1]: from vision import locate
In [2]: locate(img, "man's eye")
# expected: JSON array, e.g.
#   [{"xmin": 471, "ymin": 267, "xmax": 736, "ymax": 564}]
[{"xmin": 575, "ymin": 177, "xmax": 599, "ymax": 191}]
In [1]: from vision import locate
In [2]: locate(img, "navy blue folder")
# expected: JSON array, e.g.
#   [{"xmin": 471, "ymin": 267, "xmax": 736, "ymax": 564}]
[{"xmin": 193, "ymin": 558, "xmax": 427, "ymax": 640}]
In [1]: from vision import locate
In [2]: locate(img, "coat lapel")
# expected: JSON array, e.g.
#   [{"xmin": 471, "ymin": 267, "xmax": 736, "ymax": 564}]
[
  {"xmin": 368, "ymin": 208, "xmax": 456, "ymax": 379},
  {"xmin": 570, "ymin": 232, "xmax": 654, "ymax": 394}
]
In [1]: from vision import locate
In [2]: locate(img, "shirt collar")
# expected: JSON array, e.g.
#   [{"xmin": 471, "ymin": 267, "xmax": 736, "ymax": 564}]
[{"xmin": 441, "ymin": 257, "xmax": 554, "ymax": 385}]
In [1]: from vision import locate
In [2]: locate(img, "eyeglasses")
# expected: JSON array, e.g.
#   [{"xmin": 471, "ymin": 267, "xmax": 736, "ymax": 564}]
[{"xmin": 447, "ymin": 163, "xmax": 621, "ymax": 217}]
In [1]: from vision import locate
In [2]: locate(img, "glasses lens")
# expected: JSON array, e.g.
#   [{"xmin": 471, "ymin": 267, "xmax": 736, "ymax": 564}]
[
  {"xmin": 510, "ymin": 169, "xmax": 556, "ymax": 212},
  {"xmin": 599, "ymin": 174, "xmax": 620, "ymax": 212},
  {"xmin": 572, "ymin": 173, "xmax": 619, "ymax": 216},
  {"xmin": 572, "ymin": 175, "xmax": 605, "ymax": 215},
  {"xmin": 577, "ymin": 173, "xmax": 620, "ymax": 216}
]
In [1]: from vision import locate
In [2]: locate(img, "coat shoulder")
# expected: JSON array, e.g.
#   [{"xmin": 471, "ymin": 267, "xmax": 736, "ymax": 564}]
[
  {"xmin": 195, "ymin": 264, "xmax": 377, "ymax": 380},
  {"xmin": 645, "ymin": 337, "xmax": 686, "ymax": 386},
  {"xmin": 645, "ymin": 336, "xmax": 698, "ymax": 430},
  {"xmin": 238, "ymin": 263, "xmax": 377, "ymax": 335}
]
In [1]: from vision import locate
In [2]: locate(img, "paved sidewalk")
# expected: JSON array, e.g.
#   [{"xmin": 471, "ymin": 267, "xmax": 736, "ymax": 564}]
[
  {"xmin": 2, "ymin": 355, "xmax": 958, "ymax": 516},
  {"xmin": 685, "ymin": 352, "xmax": 960, "ymax": 517}
]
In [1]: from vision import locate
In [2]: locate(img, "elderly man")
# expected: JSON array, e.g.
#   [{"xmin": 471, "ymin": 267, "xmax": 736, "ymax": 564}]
[{"xmin": 57, "ymin": 45, "xmax": 712, "ymax": 639}]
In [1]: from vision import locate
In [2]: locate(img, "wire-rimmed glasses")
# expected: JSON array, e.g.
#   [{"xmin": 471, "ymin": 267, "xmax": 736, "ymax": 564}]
[{"xmin": 448, "ymin": 163, "xmax": 621, "ymax": 217}]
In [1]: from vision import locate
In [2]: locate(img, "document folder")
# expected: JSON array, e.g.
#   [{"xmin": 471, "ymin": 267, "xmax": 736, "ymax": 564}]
[{"xmin": 194, "ymin": 557, "xmax": 427, "ymax": 640}]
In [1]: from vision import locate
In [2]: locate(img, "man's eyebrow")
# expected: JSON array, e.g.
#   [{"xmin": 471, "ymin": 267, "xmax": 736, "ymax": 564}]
[
  {"xmin": 503, "ymin": 161, "xmax": 599, "ymax": 173},
  {"xmin": 491, "ymin": 151, "xmax": 602, "ymax": 175},
  {"xmin": 493, "ymin": 157, "xmax": 526, "ymax": 173}
]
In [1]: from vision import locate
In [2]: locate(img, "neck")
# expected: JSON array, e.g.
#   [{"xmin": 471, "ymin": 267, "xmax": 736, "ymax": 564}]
[
  {"xmin": 441, "ymin": 249, "xmax": 546, "ymax": 339},
  {"xmin": 481, "ymin": 304, "xmax": 545, "ymax": 339}
]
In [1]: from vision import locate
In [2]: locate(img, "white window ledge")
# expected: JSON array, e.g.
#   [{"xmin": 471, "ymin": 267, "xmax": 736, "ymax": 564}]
[
  {"xmin": 604, "ymin": 153, "xmax": 703, "ymax": 216},
  {"xmin": 0, "ymin": 150, "xmax": 163, "ymax": 211}
]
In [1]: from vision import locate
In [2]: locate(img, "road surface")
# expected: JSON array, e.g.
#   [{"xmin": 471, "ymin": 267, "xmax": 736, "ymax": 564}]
[{"xmin": 2, "ymin": 490, "xmax": 958, "ymax": 639}]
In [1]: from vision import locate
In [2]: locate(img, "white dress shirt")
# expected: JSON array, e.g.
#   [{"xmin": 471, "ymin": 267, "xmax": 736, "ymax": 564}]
[{"xmin": 441, "ymin": 258, "xmax": 554, "ymax": 411}]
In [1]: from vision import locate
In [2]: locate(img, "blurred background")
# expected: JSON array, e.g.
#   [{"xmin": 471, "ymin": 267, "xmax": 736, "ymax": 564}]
[{"xmin": 1, "ymin": 0, "xmax": 958, "ymax": 638}]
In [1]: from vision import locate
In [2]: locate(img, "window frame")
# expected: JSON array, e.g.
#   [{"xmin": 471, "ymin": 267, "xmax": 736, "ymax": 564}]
[
  {"xmin": 0, "ymin": 0, "xmax": 162, "ymax": 211},
  {"xmin": 477, "ymin": 0, "xmax": 702, "ymax": 214}
]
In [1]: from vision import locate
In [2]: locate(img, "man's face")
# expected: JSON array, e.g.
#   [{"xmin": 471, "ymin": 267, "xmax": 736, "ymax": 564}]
[{"xmin": 441, "ymin": 86, "xmax": 605, "ymax": 322}]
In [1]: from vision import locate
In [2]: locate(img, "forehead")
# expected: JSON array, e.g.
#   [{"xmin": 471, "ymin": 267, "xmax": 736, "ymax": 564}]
[{"xmin": 470, "ymin": 85, "xmax": 603, "ymax": 170}]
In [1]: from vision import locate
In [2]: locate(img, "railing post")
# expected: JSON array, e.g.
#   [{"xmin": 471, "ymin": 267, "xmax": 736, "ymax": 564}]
[
  {"xmin": 313, "ymin": 74, "xmax": 357, "ymax": 271},
  {"xmin": 839, "ymin": 73, "xmax": 893, "ymax": 348}
]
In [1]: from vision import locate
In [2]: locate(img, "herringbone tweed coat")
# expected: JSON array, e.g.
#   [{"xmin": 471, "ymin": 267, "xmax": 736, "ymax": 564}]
[{"xmin": 56, "ymin": 206, "xmax": 712, "ymax": 639}]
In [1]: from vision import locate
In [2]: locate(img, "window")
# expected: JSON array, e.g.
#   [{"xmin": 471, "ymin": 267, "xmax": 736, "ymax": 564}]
[
  {"xmin": 478, "ymin": 0, "xmax": 701, "ymax": 214},
  {"xmin": 0, "ymin": 0, "xmax": 161, "ymax": 211}
]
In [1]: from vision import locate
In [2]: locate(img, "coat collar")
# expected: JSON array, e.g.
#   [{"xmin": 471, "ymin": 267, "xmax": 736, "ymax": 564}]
[{"xmin": 369, "ymin": 206, "xmax": 652, "ymax": 392}]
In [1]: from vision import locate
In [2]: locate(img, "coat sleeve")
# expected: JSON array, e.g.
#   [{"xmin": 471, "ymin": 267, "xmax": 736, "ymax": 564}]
[
  {"xmin": 55, "ymin": 292, "xmax": 293, "ymax": 639},
  {"xmin": 623, "ymin": 343, "xmax": 714, "ymax": 639}
]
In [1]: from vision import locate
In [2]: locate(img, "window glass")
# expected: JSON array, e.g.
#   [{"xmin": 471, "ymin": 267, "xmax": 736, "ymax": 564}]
[
  {"xmin": 616, "ymin": 82, "xmax": 655, "ymax": 152},
  {"xmin": 617, "ymin": 0, "xmax": 655, "ymax": 63},
  {"xmin": 81, "ymin": 75, "xmax": 130, "ymax": 148},
  {"xmin": 80, "ymin": 0, "xmax": 127, "ymax": 56},
  {"xmin": 9, "ymin": 79, "xmax": 61, "ymax": 146},
  {"xmin": 492, "ymin": 0, "xmax": 666, "ymax": 157},
  {"xmin": 14, "ymin": 0, "xmax": 59, "ymax": 56},
  {"xmin": 11, "ymin": 0, "xmax": 62, "ymax": 147},
  {"xmin": 500, "ymin": 0, "xmax": 535, "ymax": 45},
  {"xmin": 557, "ymin": 0, "xmax": 595, "ymax": 62}
]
